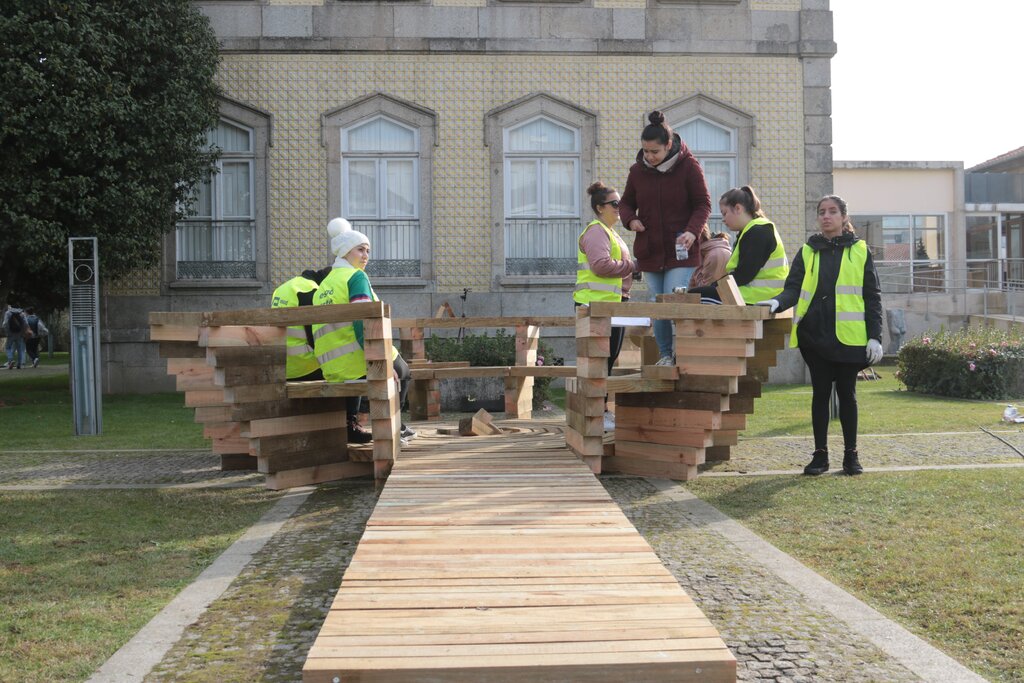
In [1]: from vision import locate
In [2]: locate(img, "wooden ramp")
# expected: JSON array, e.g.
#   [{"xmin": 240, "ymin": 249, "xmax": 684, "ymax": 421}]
[{"xmin": 303, "ymin": 422, "xmax": 736, "ymax": 682}]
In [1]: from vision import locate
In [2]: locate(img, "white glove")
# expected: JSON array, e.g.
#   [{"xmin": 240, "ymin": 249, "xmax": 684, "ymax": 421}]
[
  {"xmin": 866, "ymin": 339, "xmax": 883, "ymax": 365},
  {"xmin": 756, "ymin": 299, "xmax": 779, "ymax": 313}
]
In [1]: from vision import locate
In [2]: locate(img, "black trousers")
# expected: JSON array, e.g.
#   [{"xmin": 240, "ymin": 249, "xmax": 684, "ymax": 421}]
[{"xmin": 800, "ymin": 345, "xmax": 861, "ymax": 452}]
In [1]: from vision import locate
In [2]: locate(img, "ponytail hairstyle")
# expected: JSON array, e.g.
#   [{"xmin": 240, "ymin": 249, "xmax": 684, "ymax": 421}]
[
  {"xmin": 641, "ymin": 110, "xmax": 673, "ymax": 146},
  {"xmin": 719, "ymin": 185, "xmax": 766, "ymax": 219},
  {"xmin": 587, "ymin": 181, "xmax": 618, "ymax": 214},
  {"xmin": 817, "ymin": 194, "xmax": 856, "ymax": 234}
]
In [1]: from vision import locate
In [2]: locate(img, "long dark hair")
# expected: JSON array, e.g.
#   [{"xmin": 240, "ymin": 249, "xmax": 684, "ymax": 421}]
[
  {"xmin": 641, "ymin": 110, "xmax": 673, "ymax": 146},
  {"xmin": 719, "ymin": 186, "xmax": 766, "ymax": 218},
  {"xmin": 587, "ymin": 181, "xmax": 617, "ymax": 214},
  {"xmin": 817, "ymin": 194, "xmax": 856, "ymax": 234}
]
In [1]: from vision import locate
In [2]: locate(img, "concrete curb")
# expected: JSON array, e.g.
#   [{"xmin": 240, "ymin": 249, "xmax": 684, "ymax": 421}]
[
  {"xmin": 86, "ymin": 487, "xmax": 315, "ymax": 682},
  {"xmin": 650, "ymin": 479, "xmax": 989, "ymax": 683}
]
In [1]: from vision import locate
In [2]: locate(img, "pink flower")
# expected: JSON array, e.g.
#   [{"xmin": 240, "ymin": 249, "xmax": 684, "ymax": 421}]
[
  {"xmin": 1002, "ymin": 341, "xmax": 1009, "ymax": 348},
  {"xmin": 536, "ymin": 355, "xmax": 545, "ymax": 366},
  {"xmin": 922, "ymin": 337, "xmax": 931, "ymax": 345},
  {"xmin": 968, "ymin": 362, "xmax": 976, "ymax": 372},
  {"xmin": 969, "ymin": 342, "xmax": 977, "ymax": 349},
  {"xmin": 989, "ymin": 348, "xmax": 998, "ymax": 356}
]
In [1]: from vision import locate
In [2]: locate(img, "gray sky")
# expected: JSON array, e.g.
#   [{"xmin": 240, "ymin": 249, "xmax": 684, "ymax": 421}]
[{"xmin": 830, "ymin": 0, "xmax": 1023, "ymax": 168}]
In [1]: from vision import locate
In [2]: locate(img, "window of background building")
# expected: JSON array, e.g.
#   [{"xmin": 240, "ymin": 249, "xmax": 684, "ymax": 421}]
[
  {"xmin": 176, "ymin": 119, "xmax": 256, "ymax": 279},
  {"xmin": 674, "ymin": 116, "xmax": 735, "ymax": 232},
  {"xmin": 342, "ymin": 115, "xmax": 421, "ymax": 278},
  {"xmin": 503, "ymin": 115, "xmax": 580, "ymax": 276},
  {"xmin": 854, "ymin": 214, "xmax": 946, "ymax": 293},
  {"xmin": 966, "ymin": 214, "xmax": 1000, "ymax": 288}
]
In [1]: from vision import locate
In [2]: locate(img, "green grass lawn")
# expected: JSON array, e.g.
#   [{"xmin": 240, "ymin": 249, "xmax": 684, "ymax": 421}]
[
  {"xmin": 743, "ymin": 370, "xmax": 1022, "ymax": 437},
  {"xmin": 0, "ymin": 487, "xmax": 280, "ymax": 682},
  {"xmin": 0, "ymin": 368, "xmax": 206, "ymax": 450},
  {"xmin": 686, "ymin": 470, "xmax": 1024, "ymax": 683}
]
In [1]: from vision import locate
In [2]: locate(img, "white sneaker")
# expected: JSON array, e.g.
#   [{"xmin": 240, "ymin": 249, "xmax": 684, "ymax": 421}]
[
  {"xmin": 400, "ymin": 425, "xmax": 418, "ymax": 440},
  {"xmin": 603, "ymin": 411, "xmax": 616, "ymax": 431},
  {"xmin": 655, "ymin": 355, "xmax": 675, "ymax": 367}
]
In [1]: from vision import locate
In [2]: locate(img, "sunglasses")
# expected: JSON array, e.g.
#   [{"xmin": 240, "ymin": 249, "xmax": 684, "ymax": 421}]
[{"xmin": 600, "ymin": 200, "xmax": 620, "ymax": 208}]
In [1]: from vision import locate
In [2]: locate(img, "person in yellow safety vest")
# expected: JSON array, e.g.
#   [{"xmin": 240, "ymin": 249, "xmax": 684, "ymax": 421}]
[
  {"xmin": 271, "ymin": 268, "xmax": 330, "ymax": 381},
  {"xmin": 575, "ymin": 181, "xmax": 641, "ymax": 432},
  {"xmin": 759, "ymin": 195, "xmax": 883, "ymax": 477},
  {"xmin": 688, "ymin": 185, "xmax": 788, "ymax": 304},
  {"xmin": 313, "ymin": 218, "xmax": 417, "ymax": 445}
]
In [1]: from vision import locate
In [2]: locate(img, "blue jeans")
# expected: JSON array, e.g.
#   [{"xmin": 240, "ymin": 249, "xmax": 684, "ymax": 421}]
[
  {"xmin": 5, "ymin": 336, "xmax": 25, "ymax": 368},
  {"xmin": 644, "ymin": 267, "xmax": 696, "ymax": 358}
]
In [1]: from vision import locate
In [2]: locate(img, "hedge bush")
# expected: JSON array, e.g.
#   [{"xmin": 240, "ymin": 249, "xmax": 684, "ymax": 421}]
[
  {"xmin": 896, "ymin": 327, "xmax": 1024, "ymax": 400},
  {"xmin": 424, "ymin": 329, "xmax": 563, "ymax": 409}
]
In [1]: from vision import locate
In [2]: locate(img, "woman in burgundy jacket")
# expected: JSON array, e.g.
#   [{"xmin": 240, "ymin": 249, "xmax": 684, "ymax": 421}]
[{"xmin": 619, "ymin": 110, "xmax": 712, "ymax": 365}]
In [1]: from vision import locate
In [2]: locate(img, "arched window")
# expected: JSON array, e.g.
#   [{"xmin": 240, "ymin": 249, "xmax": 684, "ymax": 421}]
[
  {"xmin": 675, "ymin": 116, "xmax": 736, "ymax": 233},
  {"xmin": 176, "ymin": 118, "xmax": 257, "ymax": 279},
  {"xmin": 324, "ymin": 95, "xmax": 436, "ymax": 281}
]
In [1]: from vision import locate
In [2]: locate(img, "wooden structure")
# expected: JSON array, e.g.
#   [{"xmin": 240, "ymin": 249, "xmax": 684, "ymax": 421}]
[
  {"xmin": 302, "ymin": 420, "xmax": 736, "ymax": 682},
  {"xmin": 149, "ymin": 301, "xmax": 400, "ymax": 488},
  {"xmin": 565, "ymin": 286, "xmax": 792, "ymax": 480},
  {"xmin": 393, "ymin": 316, "xmax": 576, "ymax": 421}
]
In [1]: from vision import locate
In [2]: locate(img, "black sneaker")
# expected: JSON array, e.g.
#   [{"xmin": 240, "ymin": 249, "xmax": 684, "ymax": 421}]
[
  {"xmin": 803, "ymin": 449, "xmax": 829, "ymax": 476},
  {"xmin": 346, "ymin": 417, "xmax": 373, "ymax": 444},
  {"xmin": 843, "ymin": 449, "xmax": 863, "ymax": 475}
]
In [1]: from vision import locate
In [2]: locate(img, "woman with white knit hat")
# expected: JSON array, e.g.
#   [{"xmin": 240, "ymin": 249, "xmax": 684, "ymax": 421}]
[{"xmin": 314, "ymin": 218, "xmax": 416, "ymax": 444}]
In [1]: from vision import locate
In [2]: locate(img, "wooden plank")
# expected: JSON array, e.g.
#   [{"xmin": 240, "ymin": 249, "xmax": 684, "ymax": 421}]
[
  {"xmin": 215, "ymin": 364, "xmax": 286, "ymax": 387},
  {"xmin": 589, "ymin": 300, "xmax": 768, "ymax": 321},
  {"xmin": 265, "ymin": 461, "xmax": 373, "ymax": 490},
  {"xmin": 674, "ymin": 319, "xmax": 763, "ymax": 339},
  {"xmin": 287, "ymin": 380, "xmax": 368, "ymax": 399},
  {"xmin": 203, "ymin": 301, "xmax": 387, "ymax": 327},
  {"xmin": 603, "ymin": 455, "xmax": 699, "ymax": 480},
  {"xmin": 245, "ymin": 410, "xmax": 347, "ymax": 438},
  {"xmin": 224, "ymin": 383, "xmax": 288, "ymax": 404},
  {"xmin": 391, "ymin": 316, "xmax": 575, "ymax": 330},
  {"xmin": 614, "ymin": 424, "xmax": 713, "ymax": 449},
  {"xmin": 615, "ymin": 405, "xmax": 721, "ymax": 430},
  {"xmin": 677, "ymin": 356, "xmax": 747, "ymax": 377},
  {"xmin": 158, "ymin": 341, "xmax": 205, "ymax": 359},
  {"xmin": 149, "ymin": 324, "xmax": 199, "ymax": 342},
  {"xmin": 207, "ymin": 346, "xmax": 284, "ymax": 367},
  {"xmin": 677, "ymin": 337, "xmax": 755, "ymax": 357},
  {"xmin": 200, "ymin": 325, "xmax": 285, "ymax": 348},
  {"xmin": 507, "ymin": 365, "xmax": 577, "ymax": 378},
  {"xmin": 616, "ymin": 390, "xmax": 728, "ymax": 413},
  {"xmin": 716, "ymin": 274, "xmax": 744, "ymax": 306},
  {"xmin": 255, "ymin": 428, "xmax": 349, "ymax": 473},
  {"xmin": 614, "ymin": 440, "xmax": 705, "ymax": 466},
  {"xmin": 605, "ymin": 376, "xmax": 675, "ymax": 394}
]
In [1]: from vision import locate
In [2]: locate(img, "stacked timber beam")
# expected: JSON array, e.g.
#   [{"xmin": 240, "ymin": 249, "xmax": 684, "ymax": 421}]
[
  {"xmin": 149, "ymin": 301, "xmax": 400, "ymax": 489},
  {"xmin": 393, "ymin": 316, "xmax": 575, "ymax": 421},
  {"xmin": 565, "ymin": 284, "xmax": 791, "ymax": 480}
]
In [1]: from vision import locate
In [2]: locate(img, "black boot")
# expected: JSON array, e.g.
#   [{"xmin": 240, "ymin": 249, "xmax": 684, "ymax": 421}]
[
  {"xmin": 346, "ymin": 414, "xmax": 373, "ymax": 444},
  {"xmin": 803, "ymin": 448, "xmax": 829, "ymax": 476},
  {"xmin": 843, "ymin": 448, "xmax": 863, "ymax": 475}
]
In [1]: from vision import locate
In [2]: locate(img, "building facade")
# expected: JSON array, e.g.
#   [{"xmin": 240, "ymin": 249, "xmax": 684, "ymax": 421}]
[{"xmin": 104, "ymin": 0, "xmax": 836, "ymax": 392}]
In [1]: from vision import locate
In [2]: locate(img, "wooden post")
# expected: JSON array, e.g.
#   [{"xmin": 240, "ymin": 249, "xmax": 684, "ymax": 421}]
[
  {"xmin": 565, "ymin": 308, "xmax": 609, "ymax": 473},
  {"xmin": 364, "ymin": 316, "xmax": 399, "ymax": 485},
  {"xmin": 505, "ymin": 324, "xmax": 539, "ymax": 419}
]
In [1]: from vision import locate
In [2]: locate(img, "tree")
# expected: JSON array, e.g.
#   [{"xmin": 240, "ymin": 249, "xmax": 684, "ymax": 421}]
[{"xmin": 0, "ymin": 0, "xmax": 221, "ymax": 310}]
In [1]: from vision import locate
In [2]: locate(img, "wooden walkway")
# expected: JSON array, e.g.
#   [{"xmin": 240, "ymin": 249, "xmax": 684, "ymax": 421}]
[{"xmin": 303, "ymin": 421, "xmax": 736, "ymax": 682}]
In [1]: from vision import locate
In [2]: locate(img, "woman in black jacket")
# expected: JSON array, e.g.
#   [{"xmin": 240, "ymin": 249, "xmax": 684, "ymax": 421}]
[{"xmin": 761, "ymin": 195, "xmax": 883, "ymax": 476}]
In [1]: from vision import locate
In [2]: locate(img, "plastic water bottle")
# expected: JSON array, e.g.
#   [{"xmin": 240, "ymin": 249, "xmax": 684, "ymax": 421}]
[{"xmin": 675, "ymin": 242, "xmax": 688, "ymax": 261}]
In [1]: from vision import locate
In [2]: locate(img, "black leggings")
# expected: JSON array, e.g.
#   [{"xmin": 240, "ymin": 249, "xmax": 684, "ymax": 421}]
[{"xmin": 800, "ymin": 346, "xmax": 861, "ymax": 452}]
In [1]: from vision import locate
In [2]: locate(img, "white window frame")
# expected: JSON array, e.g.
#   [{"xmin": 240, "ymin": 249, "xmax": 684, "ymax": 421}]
[
  {"xmin": 502, "ymin": 115, "xmax": 581, "ymax": 219},
  {"xmin": 341, "ymin": 115, "xmax": 420, "ymax": 221},
  {"xmin": 673, "ymin": 115, "xmax": 736, "ymax": 228}
]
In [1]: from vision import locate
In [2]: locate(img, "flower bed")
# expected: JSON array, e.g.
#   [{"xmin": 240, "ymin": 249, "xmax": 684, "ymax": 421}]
[{"xmin": 896, "ymin": 327, "xmax": 1024, "ymax": 400}]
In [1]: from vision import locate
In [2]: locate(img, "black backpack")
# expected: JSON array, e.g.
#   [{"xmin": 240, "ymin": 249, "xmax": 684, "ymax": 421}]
[{"xmin": 8, "ymin": 312, "xmax": 23, "ymax": 335}]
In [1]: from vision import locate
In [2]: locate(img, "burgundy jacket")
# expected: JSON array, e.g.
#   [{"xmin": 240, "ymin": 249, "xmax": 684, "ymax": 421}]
[{"xmin": 618, "ymin": 134, "xmax": 712, "ymax": 272}]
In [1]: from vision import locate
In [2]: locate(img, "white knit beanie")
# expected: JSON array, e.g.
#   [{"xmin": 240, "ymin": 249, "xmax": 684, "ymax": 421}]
[{"xmin": 327, "ymin": 217, "xmax": 370, "ymax": 258}]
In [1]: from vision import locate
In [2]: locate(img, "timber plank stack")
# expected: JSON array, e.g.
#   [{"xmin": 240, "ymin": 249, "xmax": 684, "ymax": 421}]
[
  {"xmin": 149, "ymin": 301, "xmax": 399, "ymax": 489},
  {"xmin": 566, "ymin": 289, "xmax": 791, "ymax": 480},
  {"xmin": 302, "ymin": 431, "xmax": 736, "ymax": 682}
]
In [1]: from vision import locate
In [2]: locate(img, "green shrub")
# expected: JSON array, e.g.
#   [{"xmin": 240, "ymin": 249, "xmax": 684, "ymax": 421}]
[
  {"xmin": 896, "ymin": 327, "xmax": 1024, "ymax": 400},
  {"xmin": 424, "ymin": 330, "xmax": 563, "ymax": 409}
]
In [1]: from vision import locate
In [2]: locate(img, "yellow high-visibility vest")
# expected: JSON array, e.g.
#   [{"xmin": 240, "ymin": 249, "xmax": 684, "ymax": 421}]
[
  {"xmin": 724, "ymin": 217, "xmax": 789, "ymax": 304},
  {"xmin": 312, "ymin": 266, "xmax": 396, "ymax": 381},
  {"xmin": 574, "ymin": 219, "xmax": 624, "ymax": 304},
  {"xmin": 271, "ymin": 275, "xmax": 320, "ymax": 379},
  {"xmin": 791, "ymin": 240, "xmax": 868, "ymax": 348}
]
